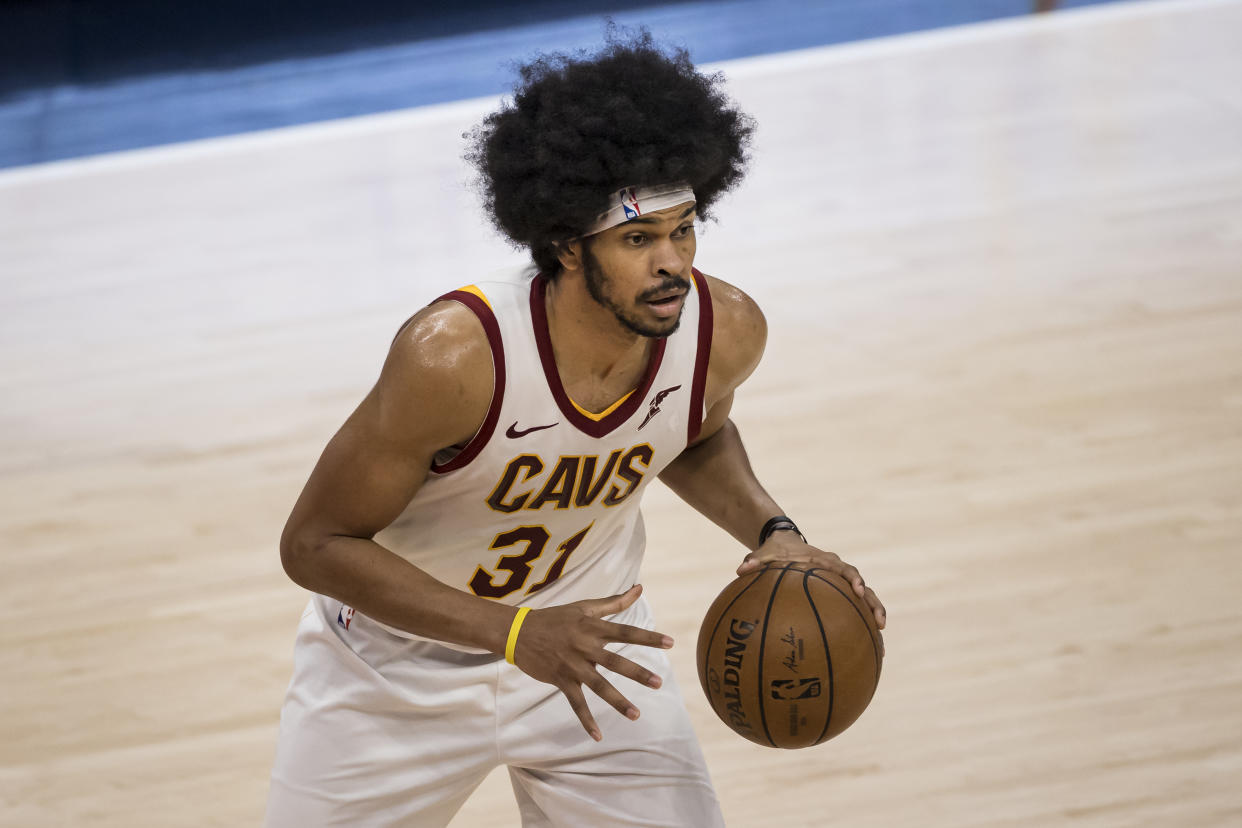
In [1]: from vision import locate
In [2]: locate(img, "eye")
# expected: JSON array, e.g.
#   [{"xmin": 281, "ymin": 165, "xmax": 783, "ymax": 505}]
[
  {"xmin": 673, "ymin": 223, "xmax": 695, "ymax": 238},
  {"xmin": 626, "ymin": 233, "xmax": 648, "ymax": 246}
]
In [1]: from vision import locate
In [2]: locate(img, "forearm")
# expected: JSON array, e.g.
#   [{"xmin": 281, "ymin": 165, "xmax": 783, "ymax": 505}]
[
  {"xmin": 658, "ymin": 418, "xmax": 784, "ymax": 551},
  {"xmin": 281, "ymin": 533, "xmax": 515, "ymax": 654}
]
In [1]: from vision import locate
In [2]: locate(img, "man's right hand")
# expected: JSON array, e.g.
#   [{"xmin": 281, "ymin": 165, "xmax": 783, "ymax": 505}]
[{"xmin": 509, "ymin": 584, "xmax": 673, "ymax": 741}]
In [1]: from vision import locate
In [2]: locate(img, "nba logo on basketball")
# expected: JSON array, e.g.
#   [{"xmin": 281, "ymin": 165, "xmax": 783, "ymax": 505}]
[
  {"xmin": 337, "ymin": 605, "xmax": 355, "ymax": 630},
  {"xmin": 771, "ymin": 677, "xmax": 822, "ymax": 700},
  {"xmin": 620, "ymin": 187, "xmax": 641, "ymax": 220}
]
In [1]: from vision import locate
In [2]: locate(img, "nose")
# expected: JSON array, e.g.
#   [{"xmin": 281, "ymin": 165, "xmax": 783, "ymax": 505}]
[{"xmin": 652, "ymin": 235, "xmax": 688, "ymax": 277}]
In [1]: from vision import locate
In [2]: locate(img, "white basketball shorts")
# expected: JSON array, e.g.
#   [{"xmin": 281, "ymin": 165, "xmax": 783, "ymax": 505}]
[{"xmin": 264, "ymin": 594, "xmax": 725, "ymax": 827}]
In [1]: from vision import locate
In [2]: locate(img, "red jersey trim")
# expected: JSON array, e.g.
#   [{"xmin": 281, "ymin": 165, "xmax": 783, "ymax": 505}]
[
  {"xmin": 530, "ymin": 275, "xmax": 667, "ymax": 439},
  {"xmin": 428, "ymin": 289, "xmax": 505, "ymax": 474},
  {"xmin": 687, "ymin": 268, "xmax": 714, "ymax": 444}
]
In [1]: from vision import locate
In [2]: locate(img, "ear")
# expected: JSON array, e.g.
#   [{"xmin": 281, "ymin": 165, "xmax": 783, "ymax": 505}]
[{"xmin": 555, "ymin": 239, "xmax": 585, "ymax": 273}]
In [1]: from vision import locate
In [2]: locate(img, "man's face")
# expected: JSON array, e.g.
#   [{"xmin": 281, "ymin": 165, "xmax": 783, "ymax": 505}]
[{"xmin": 579, "ymin": 201, "xmax": 697, "ymax": 338}]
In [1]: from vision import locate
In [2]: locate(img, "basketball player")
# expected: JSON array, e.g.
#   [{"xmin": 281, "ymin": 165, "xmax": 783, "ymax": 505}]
[{"xmin": 266, "ymin": 32, "xmax": 885, "ymax": 827}]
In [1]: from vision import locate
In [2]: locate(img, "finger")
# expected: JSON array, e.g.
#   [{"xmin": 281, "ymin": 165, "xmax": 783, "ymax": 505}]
[
  {"xmin": 583, "ymin": 669, "xmax": 640, "ymax": 722},
  {"xmin": 864, "ymin": 586, "xmax": 886, "ymax": 630},
  {"xmin": 739, "ymin": 544, "xmax": 824, "ymax": 575},
  {"xmin": 580, "ymin": 584, "xmax": 643, "ymax": 619},
  {"xmin": 737, "ymin": 551, "xmax": 799, "ymax": 574},
  {"xmin": 838, "ymin": 562, "xmax": 866, "ymax": 598},
  {"xmin": 736, "ymin": 552, "xmax": 761, "ymax": 575},
  {"xmin": 597, "ymin": 648, "xmax": 663, "ymax": 689},
  {"xmin": 561, "ymin": 682, "xmax": 602, "ymax": 742},
  {"xmin": 599, "ymin": 620, "xmax": 674, "ymax": 649}
]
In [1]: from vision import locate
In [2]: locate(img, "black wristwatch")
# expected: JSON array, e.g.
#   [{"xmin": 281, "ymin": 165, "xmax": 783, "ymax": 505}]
[{"xmin": 758, "ymin": 515, "xmax": 805, "ymax": 547}]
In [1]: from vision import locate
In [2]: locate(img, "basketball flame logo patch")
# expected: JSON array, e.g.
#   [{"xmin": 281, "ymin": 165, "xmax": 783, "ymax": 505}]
[{"xmin": 638, "ymin": 385, "xmax": 681, "ymax": 430}]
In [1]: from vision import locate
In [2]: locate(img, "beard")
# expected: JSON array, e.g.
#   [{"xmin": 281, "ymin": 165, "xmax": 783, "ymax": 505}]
[{"xmin": 582, "ymin": 248, "xmax": 688, "ymax": 338}]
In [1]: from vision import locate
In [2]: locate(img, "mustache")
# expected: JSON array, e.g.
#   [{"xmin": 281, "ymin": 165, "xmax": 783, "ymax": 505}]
[{"xmin": 638, "ymin": 275, "xmax": 691, "ymax": 302}]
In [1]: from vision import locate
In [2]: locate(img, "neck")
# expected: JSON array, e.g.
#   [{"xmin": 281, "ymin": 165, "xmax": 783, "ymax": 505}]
[{"xmin": 543, "ymin": 272, "xmax": 649, "ymax": 387}]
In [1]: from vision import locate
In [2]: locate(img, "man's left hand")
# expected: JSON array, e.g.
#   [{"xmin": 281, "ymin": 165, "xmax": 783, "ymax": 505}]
[{"xmin": 738, "ymin": 533, "xmax": 887, "ymax": 631}]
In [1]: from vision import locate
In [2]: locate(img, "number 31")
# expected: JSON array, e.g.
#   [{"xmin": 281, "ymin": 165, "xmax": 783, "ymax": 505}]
[{"xmin": 468, "ymin": 523, "xmax": 593, "ymax": 599}]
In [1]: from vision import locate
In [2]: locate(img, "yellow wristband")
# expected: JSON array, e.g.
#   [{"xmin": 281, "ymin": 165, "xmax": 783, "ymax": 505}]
[{"xmin": 504, "ymin": 606, "xmax": 532, "ymax": 665}]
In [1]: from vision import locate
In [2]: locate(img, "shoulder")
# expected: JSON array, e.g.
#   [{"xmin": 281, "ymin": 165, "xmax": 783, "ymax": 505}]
[
  {"xmin": 389, "ymin": 298, "xmax": 495, "ymax": 375},
  {"xmin": 702, "ymin": 273, "xmax": 766, "ymax": 401},
  {"xmin": 376, "ymin": 298, "xmax": 496, "ymax": 449}
]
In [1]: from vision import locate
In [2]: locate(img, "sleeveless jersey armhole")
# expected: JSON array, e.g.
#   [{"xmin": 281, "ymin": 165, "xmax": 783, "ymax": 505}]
[
  {"xmin": 687, "ymin": 268, "xmax": 714, "ymax": 445},
  {"xmin": 426, "ymin": 287, "xmax": 506, "ymax": 474}
]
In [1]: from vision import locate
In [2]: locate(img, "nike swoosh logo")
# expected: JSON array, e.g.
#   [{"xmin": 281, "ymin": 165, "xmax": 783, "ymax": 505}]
[{"xmin": 506, "ymin": 421, "xmax": 558, "ymax": 439}]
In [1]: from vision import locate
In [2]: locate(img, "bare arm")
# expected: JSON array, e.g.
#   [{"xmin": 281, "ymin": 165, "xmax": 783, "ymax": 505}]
[
  {"xmin": 660, "ymin": 276, "xmax": 778, "ymax": 548},
  {"xmin": 280, "ymin": 301, "xmax": 517, "ymax": 652},
  {"xmin": 280, "ymin": 301, "xmax": 671, "ymax": 739},
  {"xmin": 659, "ymin": 412, "xmax": 781, "ymax": 550},
  {"xmin": 659, "ymin": 276, "xmax": 886, "ymax": 628}
]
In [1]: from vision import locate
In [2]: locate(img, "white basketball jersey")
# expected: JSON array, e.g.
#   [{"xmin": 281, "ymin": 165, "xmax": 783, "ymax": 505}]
[{"xmin": 358, "ymin": 269, "xmax": 713, "ymax": 646}]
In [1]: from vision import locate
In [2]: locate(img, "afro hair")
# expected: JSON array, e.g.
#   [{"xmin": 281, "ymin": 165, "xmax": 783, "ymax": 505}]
[{"xmin": 467, "ymin": 28, "xmax": 755, "ymax": 274}]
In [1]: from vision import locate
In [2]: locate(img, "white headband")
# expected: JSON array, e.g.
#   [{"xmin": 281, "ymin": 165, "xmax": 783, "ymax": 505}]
[{"xmin": 584, "ymin": 183, "xmax": 696, "ymax": 236}]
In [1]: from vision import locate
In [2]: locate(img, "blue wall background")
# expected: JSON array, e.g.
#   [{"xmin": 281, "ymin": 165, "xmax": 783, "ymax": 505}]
[{"xmin": 0, "ymin": 0, "xmax": 1131, "ymax": 169}]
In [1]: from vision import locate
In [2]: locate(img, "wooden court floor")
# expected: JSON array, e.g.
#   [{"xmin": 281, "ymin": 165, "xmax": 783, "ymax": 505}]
[{"xmin": 1, "ymin": 0, "xmax": 1239, "ymax": 824}]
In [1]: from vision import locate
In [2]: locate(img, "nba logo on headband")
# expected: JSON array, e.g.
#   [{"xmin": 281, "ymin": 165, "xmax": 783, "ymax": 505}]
[
  {"xmin": 585, "ymin": 183, "xmax": 695, "ymax": 236},
  {"xmin": 621, "ymin": 187, "xmax": 641, "ymax": 220}
]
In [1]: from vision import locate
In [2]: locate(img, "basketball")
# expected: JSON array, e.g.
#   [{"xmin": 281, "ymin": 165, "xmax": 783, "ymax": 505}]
[{"xmin": 696, "ymin": 561, "xmax": 883, "ymax": 748}]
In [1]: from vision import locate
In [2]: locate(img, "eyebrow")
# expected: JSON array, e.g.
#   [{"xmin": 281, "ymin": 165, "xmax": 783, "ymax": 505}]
[{"xmin": 622, "ymin": 204, "xmax": 697, "ymax": 226}]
